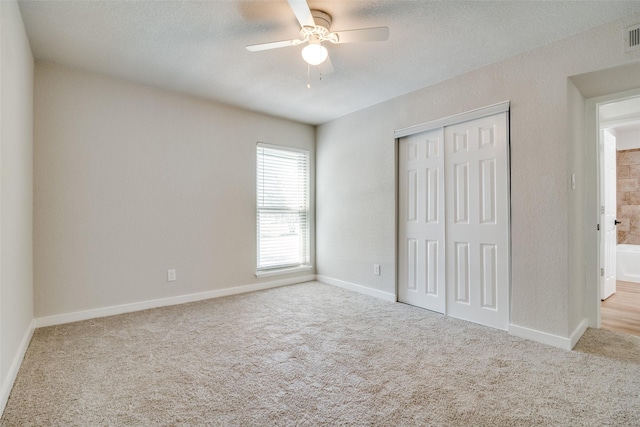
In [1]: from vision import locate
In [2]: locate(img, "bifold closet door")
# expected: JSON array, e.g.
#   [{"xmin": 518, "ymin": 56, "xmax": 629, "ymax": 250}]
[
  {"xmin": 398, "ymin": 128, "xmax": 446, "ymax": 313},
  {"xmin": 445, "ymin": 112, "xmax": 509, "ymax": 330}
]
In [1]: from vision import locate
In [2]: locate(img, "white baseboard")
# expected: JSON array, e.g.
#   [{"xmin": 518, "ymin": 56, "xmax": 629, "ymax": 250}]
[
  {"xmin": 508, "ymin": 322, "xmax": 574, "ymax": 351},
  {"xmin": 1, "ymin": 319, "xmax": 36, "ymax": 415},
  {"xmin": 316, "ymin": 275, "xmax": 396, "ymax": 302},
  {"xmin": 569, "ymin": 318, "xmax": 589, "ymax": 349},
  {"xmin": 509, "ymin": 318, "xmax": 588, "ymax": 351},
  {"xmin": 35, "ymin": 275, "xmax": 316, "ymax": 328}
]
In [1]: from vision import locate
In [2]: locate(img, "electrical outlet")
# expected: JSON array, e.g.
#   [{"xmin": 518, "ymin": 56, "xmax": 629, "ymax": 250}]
[
  {"xmin": 167, "ymin": 269, "xmax": 176, "ymax": 282},
  {"xmin": 374, "ymin": 264, "xmax": 381, "ymax": 276}
]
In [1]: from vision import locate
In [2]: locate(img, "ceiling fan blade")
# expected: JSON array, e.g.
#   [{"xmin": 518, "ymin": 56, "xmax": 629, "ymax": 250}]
[
  {"xmin": 287, "ymin": 0, "xmax": 315, "ymax": 28},
  {"xmin": 246, "ymin": 38, "xmax": 303, "ymax": 52},
  {"xmin": 332, "ymin": 27, "xmax": 390, "ymax": 44},
  {"xmin": 319, "ymin": 55, "xmax": 334, "ymax": 74}
]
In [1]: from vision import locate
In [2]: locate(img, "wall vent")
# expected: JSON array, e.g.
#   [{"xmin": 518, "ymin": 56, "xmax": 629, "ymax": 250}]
[{"xmin": 625, "ymin": 24, "xmax": 640, "ymax": 53}]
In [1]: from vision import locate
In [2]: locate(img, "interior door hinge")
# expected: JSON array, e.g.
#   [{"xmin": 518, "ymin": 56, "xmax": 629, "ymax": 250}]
[
  {"xmin": 601, "ymin": 268, "xmax": 605, "ymax": 277},
  {"xmin": 601, "ymin": 206, "xmax": 605, "ymax": 214}
]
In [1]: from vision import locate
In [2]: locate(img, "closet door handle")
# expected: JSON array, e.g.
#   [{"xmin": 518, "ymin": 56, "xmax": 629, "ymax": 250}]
[{"xmin": 614, "ymin": 219, "xmax": 622, "ymax": 226}]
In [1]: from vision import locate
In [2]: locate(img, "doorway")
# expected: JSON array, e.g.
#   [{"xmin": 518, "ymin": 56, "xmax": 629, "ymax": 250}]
[
  {"xmin": 396, "ymin": 104, "xmax": 510, "ymax": 331},
  {"xmin": 597, "ymin": 94, "xmax": 640, "ymax": 336}
]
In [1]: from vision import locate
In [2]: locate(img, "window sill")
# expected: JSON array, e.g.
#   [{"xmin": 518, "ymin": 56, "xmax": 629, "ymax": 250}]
[{"xmin": 255, "ymin": 265, "xmax": 313, "ymax": 278}]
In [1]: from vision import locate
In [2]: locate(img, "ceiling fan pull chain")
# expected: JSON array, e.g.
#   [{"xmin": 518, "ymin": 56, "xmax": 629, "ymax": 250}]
[{"xmin": 307, "ymin": 63, "xmax": 311, "ymax": 89}]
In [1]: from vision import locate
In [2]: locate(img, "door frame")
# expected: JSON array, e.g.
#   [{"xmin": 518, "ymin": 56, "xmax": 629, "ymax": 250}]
[
  {"xmin": 394, "ymin": 101, "xmax": 511, "ymax": 326},
  {"xmin": 585, "ymin": 88, "xmax": 640, "ymax": 328},
  {"xmin": 600, "ymin": 128, "xmax": 618, "ymax": 300}
]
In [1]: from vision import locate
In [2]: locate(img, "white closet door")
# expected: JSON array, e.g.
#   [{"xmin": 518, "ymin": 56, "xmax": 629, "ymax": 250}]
[
  {"xmin": 398, "ymin": 128, "xmax": 446, "ymax": 313},
  {"xmin": 445, "ymin": 112, "xmax": 509, "ymax": 330}
]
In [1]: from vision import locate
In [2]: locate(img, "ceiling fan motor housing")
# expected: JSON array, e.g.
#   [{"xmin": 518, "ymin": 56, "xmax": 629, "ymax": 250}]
[
  {"xmin": 300, "ymin": 10, "xmax": 338, "ymax": 43},
  {"xmin": 310, "ymin": 10, "xmax": 331, "ymax": 31}
]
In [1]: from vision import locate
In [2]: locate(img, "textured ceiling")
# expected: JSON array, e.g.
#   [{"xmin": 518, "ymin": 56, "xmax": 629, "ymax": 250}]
[{"xmin": 18, "ymin": 0, "xmax": 640, "ymax": 125}]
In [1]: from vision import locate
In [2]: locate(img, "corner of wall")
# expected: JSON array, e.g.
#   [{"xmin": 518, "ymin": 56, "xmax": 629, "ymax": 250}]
[
  {"xmin": 316, "ymin": 275, "xmax": 396, "ymax": 302},
  {"xmin": 0, "ymin": 320, "xmax": 35, "ymax": 415},
  {"xmin": 566, "ymin": 78, "xmax": 587, "ymax": 335},
  {"xmin": 0, "ymin": 0, "xmax": 36, "ymax": 416},
  {"xmin": 508, "ymin": 317, "xmax": 588, "ymax": 351}
]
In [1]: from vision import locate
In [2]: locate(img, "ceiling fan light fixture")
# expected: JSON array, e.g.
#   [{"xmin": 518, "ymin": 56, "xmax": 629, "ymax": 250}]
[{"xmin": 301, "ymin": 42, "xmax": 328, "ymax": 65}]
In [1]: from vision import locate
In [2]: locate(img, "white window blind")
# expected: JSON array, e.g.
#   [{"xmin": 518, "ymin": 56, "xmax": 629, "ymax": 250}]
[{"xmin": 256, "ymin": 143, "xmax": 309, "ymax": 271}]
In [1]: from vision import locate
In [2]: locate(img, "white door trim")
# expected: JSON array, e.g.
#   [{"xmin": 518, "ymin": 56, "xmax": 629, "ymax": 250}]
[
  {"xmin": 601, "ymin": 128, "xmax": 617, "ymax": 300},
  {"xmin": 394, "ymin": 101, "xmax": 510, "ymax": 138},
  {"xmin": 585, "ymin": 87, "xmax": 640, "ymax": 328}
]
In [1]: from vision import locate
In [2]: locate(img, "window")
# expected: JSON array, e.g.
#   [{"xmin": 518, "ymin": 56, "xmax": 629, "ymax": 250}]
[{"xmin": 256, "ymin": 143, "xmax": 310, "ymax": 273}]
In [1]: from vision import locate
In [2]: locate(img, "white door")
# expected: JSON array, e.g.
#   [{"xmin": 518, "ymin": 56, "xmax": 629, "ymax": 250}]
[
  {"xmin": 397, "ymin": 112, "xmax": 510, "ymax": 330},
  {"xmin": 445, "ymin": 113, "xmax": 510, "ymax": 330},
  {"xmin": 601, "ymin": 128, "xmax": 617, "ymax": 300},
  {"xmin": 398, "ymin": 129, "xmax": 446, "ymax": 313}
]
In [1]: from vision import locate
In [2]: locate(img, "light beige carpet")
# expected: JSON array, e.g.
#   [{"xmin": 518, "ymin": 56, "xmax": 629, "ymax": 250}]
[{"xmin": 2, "ymin": 281, "xmax": 639, "ymax": 426}]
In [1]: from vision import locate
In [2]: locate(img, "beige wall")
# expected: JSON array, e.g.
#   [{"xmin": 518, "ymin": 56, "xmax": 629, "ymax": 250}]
[
  {"xmin": 617, "ymin": 148, "xmax": 640, "ymax": 244},
  {"xmin": 34, "ymin": 63, "xmax": 315, "ymax": 318},
  {"xmin": 0, "ymin": 0, "xmax": 34, "ymax": 403},
  {"xmin": 316, "ymin": 14, "xmax": 640, "ymax": 338}
]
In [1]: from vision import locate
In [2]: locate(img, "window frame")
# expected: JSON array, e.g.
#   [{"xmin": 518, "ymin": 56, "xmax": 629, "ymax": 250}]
[{"xmin": 255, "ymin": 142, "xmax": 312, "ymax": 276}]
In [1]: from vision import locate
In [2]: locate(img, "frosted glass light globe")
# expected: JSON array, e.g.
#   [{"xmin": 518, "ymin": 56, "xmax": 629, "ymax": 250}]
[{"xmin": 301, "ymin": 43, "xmax": 328, "ymax": 65}]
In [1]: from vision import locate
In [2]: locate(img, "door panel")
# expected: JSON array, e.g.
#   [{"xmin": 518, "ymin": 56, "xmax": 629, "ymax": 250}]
[
  {"xmin": 445, "ymin": 113, "xmax": 509, "ymax": 330},
  {"xmin": 454, "ymin": 162, "xmax": 469, "ymax": 223},
  {"xmin": 480, "ymin": 159, "xmax": 496, "ymax": 224},
  {"xmin": 454, "ymin": 242, "xmax": 470, "ymax": 303},
  {"xmin": 425, "ymin": 240, "xmax": 438, "ymax": 294},
  {"xmin": 480, "ymin": 243, "xmax": 497, "ymax": 309},
  {"xmin": 398, "ymin": 129, "xmax": 446, "ymax": 313}
]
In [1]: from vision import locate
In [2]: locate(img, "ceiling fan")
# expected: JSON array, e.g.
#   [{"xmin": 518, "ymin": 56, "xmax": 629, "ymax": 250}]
[{"xmin": 246, "ymin": 0, "xmax": 390, "ymax": 72}]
